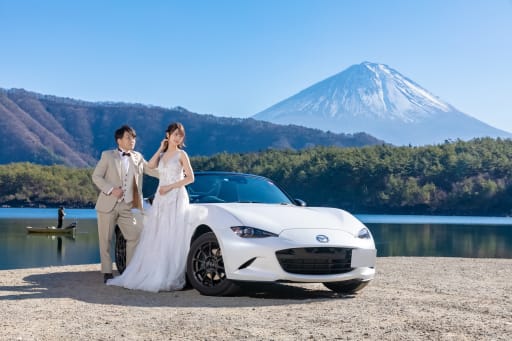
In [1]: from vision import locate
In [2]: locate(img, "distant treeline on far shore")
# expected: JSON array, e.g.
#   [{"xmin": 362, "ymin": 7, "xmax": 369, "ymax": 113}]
[{"xmin": 2, "ymin": 137, "xmax": 512, "ymax": 216}]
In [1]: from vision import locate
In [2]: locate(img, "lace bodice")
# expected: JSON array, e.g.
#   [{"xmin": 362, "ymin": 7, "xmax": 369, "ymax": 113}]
[{"xmin": 158, "ymin": 150, "xmax": 184, "ymax": 186}]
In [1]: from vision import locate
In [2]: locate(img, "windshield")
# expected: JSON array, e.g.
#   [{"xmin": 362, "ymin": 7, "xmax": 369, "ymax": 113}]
[{"xmin": 186, "ymin": 174, "xmax": 294, "ymax": 204}]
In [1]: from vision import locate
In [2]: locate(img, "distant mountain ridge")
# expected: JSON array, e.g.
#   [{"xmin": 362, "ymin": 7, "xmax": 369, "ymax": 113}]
[
  {"xmin": 253, "ymin": 62, "xmax": 512, "ymax": 145},
  {"xmin": 0, "ymin": 88, "xmax": 383, "ymax": 167}
]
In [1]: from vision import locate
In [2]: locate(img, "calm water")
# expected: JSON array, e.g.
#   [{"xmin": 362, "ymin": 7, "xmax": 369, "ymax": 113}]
[{"xmin": 1, "ymin": 208, "xmax": 512, "ymax": 270}]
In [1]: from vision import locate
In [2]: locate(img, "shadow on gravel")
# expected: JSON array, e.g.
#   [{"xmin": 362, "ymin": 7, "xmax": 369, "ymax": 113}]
[{"xmin": 0, "ymin": 270, "xmax": 359, "ymax": 308}]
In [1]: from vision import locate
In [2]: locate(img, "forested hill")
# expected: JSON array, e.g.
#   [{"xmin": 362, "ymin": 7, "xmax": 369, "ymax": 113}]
[
  {"xmin": 192, "ymin": 138, "xmax": 512, "ymax": 215},
  {"xmin": 0, "ymin": 88, "xmax": 382, "ymax": 167},
  {"xmin": 2, "ymin": 138, "xmax": 512, "ymax": 216}
]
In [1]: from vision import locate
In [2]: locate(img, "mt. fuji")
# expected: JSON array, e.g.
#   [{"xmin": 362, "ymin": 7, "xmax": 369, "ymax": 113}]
[{"xmin": 253, "ymin": 62, "xmax": 512, "ymax": 145}]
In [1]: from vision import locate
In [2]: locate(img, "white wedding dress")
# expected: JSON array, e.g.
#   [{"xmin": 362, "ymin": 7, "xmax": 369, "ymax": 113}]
[{"xmin": 108, "ymin": 150, "xmax": 191, "ymax": 292}]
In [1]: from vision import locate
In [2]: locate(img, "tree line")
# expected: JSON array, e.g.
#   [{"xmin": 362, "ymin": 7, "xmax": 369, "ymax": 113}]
[
  {"xmin": 0, "ymin": 163, "xmax": 98, "ymax": 208},
  {"xmin": 2, "ymin": 137, "xmax": 512, "ymax": 215}
]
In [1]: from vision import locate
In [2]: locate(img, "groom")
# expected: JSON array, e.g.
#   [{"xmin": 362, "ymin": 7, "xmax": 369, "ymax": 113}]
[{"xmin": 92, "ymin": 125, "xmax": 158, "ymax": 283}]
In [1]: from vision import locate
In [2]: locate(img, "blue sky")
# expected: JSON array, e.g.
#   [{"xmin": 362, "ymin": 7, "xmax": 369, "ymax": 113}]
[{"xmin": 1, "ymin": 1, "xmax": 511, "ymax": 131}]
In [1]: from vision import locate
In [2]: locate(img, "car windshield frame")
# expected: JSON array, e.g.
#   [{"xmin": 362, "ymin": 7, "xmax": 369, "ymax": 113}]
[{"xmin": 186, "ymin": 172, "xmax": 295, "ymax": 205}]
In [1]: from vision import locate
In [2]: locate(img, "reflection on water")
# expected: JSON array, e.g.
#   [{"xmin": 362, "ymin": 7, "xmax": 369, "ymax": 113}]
[
  {"xmin": 1, "ymin": 212, "xmax": 512, "ymax": 270},
  {"xmin": 1, "ymin": 218, "xmax": 100, "ymax": 270},
  {"xmin": 369, "ymin": 223, "xmax": 512, "ymax": 258}
]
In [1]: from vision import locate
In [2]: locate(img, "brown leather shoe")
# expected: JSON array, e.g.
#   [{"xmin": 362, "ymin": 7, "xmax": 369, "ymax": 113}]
[{"xmin": 103, "ymin": 273, "xmax": 114, "ymax": 283}]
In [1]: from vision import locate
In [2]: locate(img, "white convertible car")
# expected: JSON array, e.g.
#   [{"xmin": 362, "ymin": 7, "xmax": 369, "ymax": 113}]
[{"xmin": 115, "ymin": 172, "xmax": 377, "ymax": 296}]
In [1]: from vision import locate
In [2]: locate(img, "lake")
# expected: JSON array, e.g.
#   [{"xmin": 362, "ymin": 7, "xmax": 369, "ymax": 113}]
[{"xmin": 1, "ymin": 208, "xmax": 512, "ymax": 270}]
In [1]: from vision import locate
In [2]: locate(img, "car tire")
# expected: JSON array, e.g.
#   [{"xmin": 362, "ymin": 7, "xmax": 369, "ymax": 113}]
[
  {"xmin": 114, "ymin": 225, "xmax": 127, "ymax": 274},
  {"xmin": 186, "ymin": 232, "xmax": 239, "ymax": 296},
  {"xmin": 323, "ymin": 279, "xmax": 369, "ymax": 294}
]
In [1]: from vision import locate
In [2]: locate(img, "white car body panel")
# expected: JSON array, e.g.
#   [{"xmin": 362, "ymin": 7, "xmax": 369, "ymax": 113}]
[{"xmin": 188, "ymin": 203, "xmax": 376, "ymax": 283}]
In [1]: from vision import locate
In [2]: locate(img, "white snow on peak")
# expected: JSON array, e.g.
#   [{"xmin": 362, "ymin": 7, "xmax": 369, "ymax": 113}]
[
  {"xmin": 363, "ymin": 62, "xmax": 452, "ymax": 115},
  {"xmin": 254, "ymin": 61, "xmax": 457, "ymax": 124},
  {"xmin": 252, "ymin": 61, "xmax": 510, "ymax": 145}
]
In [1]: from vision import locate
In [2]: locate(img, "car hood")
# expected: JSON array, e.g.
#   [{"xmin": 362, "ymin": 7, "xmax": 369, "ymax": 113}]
[{"xmin": 205, "ymin": 203, "xmax": 366, "ymax": 235}]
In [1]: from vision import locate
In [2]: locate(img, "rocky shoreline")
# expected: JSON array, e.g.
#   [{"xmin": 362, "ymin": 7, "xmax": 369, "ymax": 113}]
[{"xmin": 1, "ymin": 257, "xmax": 511, "ymax": 340}]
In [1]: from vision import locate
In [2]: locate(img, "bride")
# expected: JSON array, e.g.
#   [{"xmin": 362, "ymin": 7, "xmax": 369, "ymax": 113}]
[{"xmin": 107, "ymin": 122, "xmax": 194, "ymax": 292}]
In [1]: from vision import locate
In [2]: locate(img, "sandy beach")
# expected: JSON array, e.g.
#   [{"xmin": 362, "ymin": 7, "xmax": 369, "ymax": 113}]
[{"xmin": 1, "ymin": 257, "xmax": 511, "ymax": 340}]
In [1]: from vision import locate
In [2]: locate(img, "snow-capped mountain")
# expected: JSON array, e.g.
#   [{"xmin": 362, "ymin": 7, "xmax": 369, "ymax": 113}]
[{"xmin": 253, "ymin": 62, "xmax": 512, "ymax": 145}]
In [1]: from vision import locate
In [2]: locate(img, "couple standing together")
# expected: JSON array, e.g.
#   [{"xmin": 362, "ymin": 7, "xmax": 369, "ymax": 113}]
[{"xmin": 92, "ymin": 122, "xmax": 194, "ymax": 292}]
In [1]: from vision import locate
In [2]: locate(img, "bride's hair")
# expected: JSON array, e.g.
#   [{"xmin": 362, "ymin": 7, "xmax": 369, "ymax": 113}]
[{"xmin": 163, "ymin": 122, "xmax": 186, "ymax": 151}]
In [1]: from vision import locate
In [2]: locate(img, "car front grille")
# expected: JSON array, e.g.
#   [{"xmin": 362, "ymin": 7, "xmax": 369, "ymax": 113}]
[{"xmin": 275, "ymin": 247, "xmax": 353, "ymax": 275}]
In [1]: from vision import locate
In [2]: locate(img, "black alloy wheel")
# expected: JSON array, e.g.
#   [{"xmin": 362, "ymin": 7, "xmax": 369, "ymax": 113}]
[
  {"xmin": 186, "ymin": 232, "xmax": 239, "ymax": 296},
  {"xmin": 323, "ymin": 279, "xmax": 369, "ymax": 294},
  {"xmin": 114, "ymin": 225, "xmax": 127, "ymax": 274}
]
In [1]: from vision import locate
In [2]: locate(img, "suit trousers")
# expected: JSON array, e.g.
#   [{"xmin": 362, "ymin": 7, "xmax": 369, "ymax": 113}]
[{"xmin": 96, "ymin": 201, "xmax": 142, "ymax": 273}]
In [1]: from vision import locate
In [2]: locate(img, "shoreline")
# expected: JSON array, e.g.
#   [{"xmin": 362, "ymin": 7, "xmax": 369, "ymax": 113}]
[
  {"xmin": 1, "ymin": 257, "xmax": 511, "ymax": 340},
  {"xmin": 4, "ymin": 207, "xmax": 512, "ymax": 223}
]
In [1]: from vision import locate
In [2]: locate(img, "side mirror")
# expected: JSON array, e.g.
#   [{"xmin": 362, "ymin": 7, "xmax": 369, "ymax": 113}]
[{"xmin": 294, "ymin": 198, "xmax": 307, "ymax": 207}]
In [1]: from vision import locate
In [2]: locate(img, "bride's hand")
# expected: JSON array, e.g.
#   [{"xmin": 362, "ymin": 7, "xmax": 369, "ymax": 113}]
[
  {"xmin": 159, "ymin": 138, "xmax": 168, "ymax": 151},
  {"xmin": 159, "ymin": 184, "xmax": 172, "ymax": 195}
]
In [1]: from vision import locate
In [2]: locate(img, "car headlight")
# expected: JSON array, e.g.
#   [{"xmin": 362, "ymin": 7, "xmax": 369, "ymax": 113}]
[
  {"xmin": 357, "ymin": 227, "xmax": 372, "ymax": 239},
  {"xmin": 230, "ymin": 226, "xmax": 278, "ymax": 238}
]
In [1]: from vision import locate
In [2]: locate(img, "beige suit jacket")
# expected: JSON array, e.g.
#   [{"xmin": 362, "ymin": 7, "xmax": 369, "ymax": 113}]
[{"xmin": 92, "ymin": 149, "xmax": 158, "ymax": 213}]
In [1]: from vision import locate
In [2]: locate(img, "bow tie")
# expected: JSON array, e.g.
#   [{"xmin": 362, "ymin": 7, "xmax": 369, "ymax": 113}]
[{"xmin": 118, "ymin": 149, "xmax": 131, "ymax": 157}]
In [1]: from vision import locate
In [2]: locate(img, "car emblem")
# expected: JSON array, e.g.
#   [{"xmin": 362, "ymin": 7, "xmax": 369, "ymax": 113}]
[{"xmin": 316, "ymin": 234, "xmax": 329, "ymax": 243}]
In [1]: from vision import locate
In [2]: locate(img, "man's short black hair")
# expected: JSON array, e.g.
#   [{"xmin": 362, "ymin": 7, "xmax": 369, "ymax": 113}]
[{"xmin": 115, "ymin": 125, "xmax": 136, "ymax": 141}]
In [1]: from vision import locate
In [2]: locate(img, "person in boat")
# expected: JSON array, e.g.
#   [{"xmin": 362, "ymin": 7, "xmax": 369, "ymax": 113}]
[{"xmin": 57, "ymin": 206, "xmax": 65, "ymax": 229}]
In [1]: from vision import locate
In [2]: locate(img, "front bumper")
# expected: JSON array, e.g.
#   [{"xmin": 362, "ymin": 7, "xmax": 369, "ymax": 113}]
[{"xmin": 219, "ymin": 228, "xmax": 377, "ymax": 283}]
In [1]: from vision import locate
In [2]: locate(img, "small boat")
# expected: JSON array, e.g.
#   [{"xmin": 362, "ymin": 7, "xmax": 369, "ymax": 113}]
[{"xmin": 26, "ymin": 222, "xmax": 77, "ymax": 234}]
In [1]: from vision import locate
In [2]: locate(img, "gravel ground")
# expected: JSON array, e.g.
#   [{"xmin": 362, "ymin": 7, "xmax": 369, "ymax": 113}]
[{"xmin": 0, "ymin": 257, "xmax": 511, "ymax": 340}]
